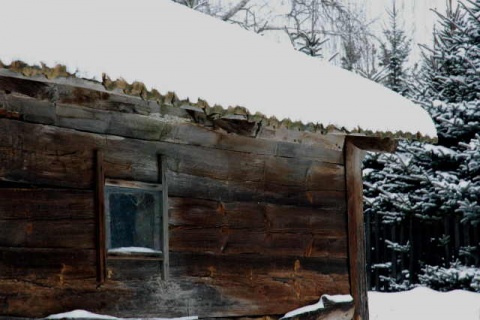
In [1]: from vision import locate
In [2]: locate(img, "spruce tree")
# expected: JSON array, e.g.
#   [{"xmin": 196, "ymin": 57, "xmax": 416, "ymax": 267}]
[
  {"xmin": 378, "ymin": 1, "xmax": 411, "ymax": 94},
  {"xmin": 364, "ymin": 0, "xmax": 480, "ymax": 292}
]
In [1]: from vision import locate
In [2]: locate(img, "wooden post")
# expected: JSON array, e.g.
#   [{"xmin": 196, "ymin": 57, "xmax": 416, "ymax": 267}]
[
  {"xmin": 159, "ymin": 155, "xmax": 170, "ymax": 281},
  {"xmin": 345, "ymin": 138, "xmax": 369, "ymax": 320},
  {"xmin": 95, "ymin": 149, "xmax": 107, "ymax": 285}
]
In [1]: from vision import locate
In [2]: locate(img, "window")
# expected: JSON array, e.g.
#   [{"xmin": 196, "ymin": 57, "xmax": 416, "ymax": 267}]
[
  {"xmin": 105, "ymin": 182, "xmax": 162, "ymax": 256},
  {"xmin": 103, "ymin": 178, "xmax": 169, "ymax": 280},
  {"xmin": 95, "ymin": 152, "xmax": 169, "ymax": 283}
]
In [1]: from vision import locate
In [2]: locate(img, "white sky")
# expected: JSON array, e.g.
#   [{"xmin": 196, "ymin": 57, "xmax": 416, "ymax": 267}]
[{"xmin": 364, "ymin": 0, "xmax": 455, "ymax": 65}]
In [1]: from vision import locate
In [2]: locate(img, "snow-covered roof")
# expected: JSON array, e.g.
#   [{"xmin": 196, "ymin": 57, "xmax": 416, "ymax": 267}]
[{"xmin": 0, "ymin": 0, "xmax": 437, "ymax": 140}]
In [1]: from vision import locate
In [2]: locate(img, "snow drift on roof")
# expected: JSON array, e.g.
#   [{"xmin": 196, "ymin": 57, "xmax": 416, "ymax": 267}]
[{"xmin": 0, "ymin": 0, "xmax": 437, "ymax": 140}]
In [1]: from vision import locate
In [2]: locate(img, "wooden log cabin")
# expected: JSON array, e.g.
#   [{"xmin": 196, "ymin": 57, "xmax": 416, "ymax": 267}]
[{"xmin": 0, "ymin": 1, "xmax": 437, "ymax": 319}]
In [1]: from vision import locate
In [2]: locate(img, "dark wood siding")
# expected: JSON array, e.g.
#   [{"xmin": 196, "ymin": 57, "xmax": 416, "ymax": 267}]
[{"xmin": 0, "ymin": 74, "xmax": 349, "ymax": 318}]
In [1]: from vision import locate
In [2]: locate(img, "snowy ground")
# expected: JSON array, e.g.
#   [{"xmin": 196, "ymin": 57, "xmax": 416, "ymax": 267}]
[
  {"xmin": 369, "ymin": 287, "xmax": 480, "ymax": 320},
  {"xmin": 43, "ymin": 287, "xmax": 480, "ymax": 319},
  {"xmin": 45, "ymin": 310, "xmax": 198, "ymax": 320}
]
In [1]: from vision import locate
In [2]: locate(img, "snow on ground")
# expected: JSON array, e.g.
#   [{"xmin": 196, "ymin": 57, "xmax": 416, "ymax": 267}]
[
  {"xmin": 45, "ymin": 288, "xmax": 480, "ymax": 319},
  {"xmin": 369, "ymin": 287, "xmax": 480, "ymax": 320},
  {"xmin": 282, "ymin": 294, "xmax": 353, "ymax": 318},
  {"xmin": 45, "ymin": 310, "xmax": 118, "ymax": 319},
  {"xmin": 281, "ymin": 288, "xmax": 480, "ymax": 320},
  {"xmin": 45, "ymin": 309, "xmax": 198, "ymax": 320},
  {"xmin": 0, "ymin": 0, "xmax": 437, "ymax": 139}
]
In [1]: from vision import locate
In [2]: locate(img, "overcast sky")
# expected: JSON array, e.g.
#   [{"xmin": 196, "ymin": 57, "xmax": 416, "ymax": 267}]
[{"xmin": 365, "ymin": 0, "xmax": 453, "ymax": 64}]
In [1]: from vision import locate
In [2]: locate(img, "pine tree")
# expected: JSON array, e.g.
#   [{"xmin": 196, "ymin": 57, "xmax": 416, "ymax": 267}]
[
  {"xmin": 364, "ymin": 0, "xmax": 480, "ymax": 292},
  {"xmin": 378, "ymin": 1, "xmax": 411, "ymax": 94}
]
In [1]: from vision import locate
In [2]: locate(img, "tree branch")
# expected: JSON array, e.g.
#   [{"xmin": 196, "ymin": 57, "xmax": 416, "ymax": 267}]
[{"xmin": 221, "ymin": 0, "xmax": 251, "ymax": 21}]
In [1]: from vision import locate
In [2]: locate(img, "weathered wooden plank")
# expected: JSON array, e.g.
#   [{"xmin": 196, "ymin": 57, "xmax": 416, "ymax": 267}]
[
  {"xmin": 107, "ymin": 258, "xmax": 162, "ymax": 281},
  {"xmin": 257, "ymin": 125, "xmax": 346, "ymax": 151},
  {"xmin": 105, "ymin": 178, "xmax": 162, "ymax": 190},
  {"xmin": 0, "ymin": 76, "xmax": 54, "ymax": 100},
  {"xmin": 169, "ymin": 197, "xmax": 227, "ymax": 228},
  {"xmin": 169, "ymin": 197, "xmax": 267, "ymax": 230},
  {"xmin": 0, "ymin": 247, "xmax": 96, "ymax": 284},
  {"xmin": 0, "ymin": 189, "xmax": 94, "ymax": 220},
  {"xmin": 170, "ymin": 252, "xmax": 350, "ymax": 315},
  {"xmin": 345, "ymin": 138, "xmax": 368, "ymax": 320},
  {"xmin": 0, "ymin": 279, "xmax": 114, "ymax": 318},
  {"xmin": 166, "ymin": 145, "xmax": 265, "ymax": 183},
  {"xmin": 265, "ymin": 157, "xmax": 345, "ymax": 191},
  {"xmin": 0, "ymin": 251, "xmax": 349, "ymax": 319},
  {"xmin": 103, "ymin": 137, "xmax": 158, "ymax": 183},
  {"xmin": 0, "ymin": 220, "xmax": 95, "ymax": 249},
  {"xmin": 56, "ymin": 85, "xmax": 158, "ymax": 115},
  {"xmin": 148, "ymin": 143, "xmax": 340, "ymax": 192},
  {"xmin": 169, "ymin": 123, "xmax": 278, "ymax": 155},
  {"xmin": 0, "ymin": 74, "xmax": 161, "ymax": 116},
  {"xmin": 95, "ymin": 150, "xmax": 107, "ymax": 284},
  {"xmin": 56, "ymin": 103, "xmax": 112, "ymax": 133},
  {"xmin": 103, "ymin": 129, "xmax": 268, "ymax": 184},
  {"xmin": 0, "ymin": 247, "xmax": 96, "ymax": 268},
  {"xmin": 170, "ymin": 228, "xmax": 347, "ymax": 258},
  {"xmin": 170, "ymin": 199, "xmax": 346, "ymax": 236},
  {"xmin": 160, "ymin": 155, "xmax": 170, "ymax": 281},
  {"xmin": 1, "ymin": 75, "xmax": 344, "ymax": 164},
  {"xmin": 347, "ymin": 136, "xmax": 398, "ymax": 153},
  {"xmin": 0, "ymin": 188, "xmax": 95, "ymax": 248},
  {"xmin": 265, "ymin": 204, "xmax": 346, "ymax": 236},
  {"xmin": 168, "ymin": 171, "xmax": 347, "ymax": 208},
  {"xmin": 0, "ymin": 93, "xmax": 56, "ymax": 124},
  {"xmin": 0, "ymin": 119, "xmax": 98, "ymax": 188},
  {"xmin": 275, "ymin": 140, "xmax": 344, "ymax": 164},
  {"xmin": 0, "ymin": 119, "xmax": 341, "ymax": 191}
]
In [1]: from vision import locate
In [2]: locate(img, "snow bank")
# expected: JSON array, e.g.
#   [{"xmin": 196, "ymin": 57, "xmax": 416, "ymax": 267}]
[
  {"xmin": 369, "ymin": 287, "xmax": 480, "ymax": 320},
  {"xmin": 0, "ymin": 0, "xmax": 437, "ymax": 140},
  {"xmin": 45, "ymin": 309, "xmax": 198, "ymax": 320},
  {"xmin": 45, "ymin": 310, "xmax": 118, "ymax": 319},
  {"xmin": 282, "ymin": 294, "xmax": 353, "ymax": 318}
]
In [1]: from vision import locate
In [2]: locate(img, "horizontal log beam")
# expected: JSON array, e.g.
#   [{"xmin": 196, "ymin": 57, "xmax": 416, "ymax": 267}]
[
  {"xmin": 345, "ymin": 136, "xmax": 398, "ymax": 153},
  {"xmin": 0, "ymin": 74, "xmax": 344, "ymax": 163}
]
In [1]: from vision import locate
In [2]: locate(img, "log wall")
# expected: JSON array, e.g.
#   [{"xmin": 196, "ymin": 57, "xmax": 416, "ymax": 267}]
[{"xmin": 0, "ymin": 73, "xmax": 349, "ymax": 318}]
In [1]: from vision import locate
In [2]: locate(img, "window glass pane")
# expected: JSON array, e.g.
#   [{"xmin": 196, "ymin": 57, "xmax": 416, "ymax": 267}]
[{"xmin": 105, "ymin": 186, "xmax": 161, "ymax": 251}]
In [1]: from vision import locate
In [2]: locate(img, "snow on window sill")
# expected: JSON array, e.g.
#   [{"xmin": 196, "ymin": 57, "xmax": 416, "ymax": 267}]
[{"xmin": 108, "ymin": 247, "xmax": 163, "ymax": 259}]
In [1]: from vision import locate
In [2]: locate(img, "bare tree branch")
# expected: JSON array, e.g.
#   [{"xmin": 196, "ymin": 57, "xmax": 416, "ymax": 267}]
[{"xmin": 221, "ymin": 0, "xmax": 251, "ymax": 21}]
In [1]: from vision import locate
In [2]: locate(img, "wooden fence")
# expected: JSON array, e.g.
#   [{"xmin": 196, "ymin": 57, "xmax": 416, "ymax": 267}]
[{"xmin": 365, "ymin": 212, "xmax": 480, "ymax": 291}]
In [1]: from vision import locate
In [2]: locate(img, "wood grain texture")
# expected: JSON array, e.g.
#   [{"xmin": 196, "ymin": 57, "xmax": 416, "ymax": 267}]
[
  {"xmin": 169, "ymin": 198, "xmax": 348, "ymax": 258},
  {"xmin": 95, "ymin": 150, "xmax": 107, "ymax": 284},
  {"xmin": 168, "ymin": 171, "xmax": 347, "ymax": 208},
  {"xmin": 345, "ymin": 137, "xmax": 369, "ymax": 320},
  {"xmin": 160, "ymin": 155, "xmax": 170, "ymax": 280},
  {"xmin": 0, "ymin": 119, "xmax": 98, "ymax": 188},
  {"xmin": 169, "ymin": 252, "xmax": 350, "ymax": 316},
  {"xmin": 347, "ymin": 136, "xmax": 398, "ymax": 153},
  {"xmin": 0, "ymin": 252, "xmax": 349, "ymax": 318},
  {"xmin": 0, "ymin": 189, "xmax": 95, "ymax": 248},
  {"xmin": 0, "ymin": 73, "xmax": 355, "ymax": 319},
  {"xmin": 0, "ymin": 247, "xmax": 96, "ymax": 282},
  {"xmin": 0, "ymin": 74, "xmax": 344, "ymax": 164}
]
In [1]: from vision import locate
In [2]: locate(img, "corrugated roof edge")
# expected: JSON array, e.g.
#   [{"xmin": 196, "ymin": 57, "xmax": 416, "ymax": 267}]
[{"xmin": 0, "ymin": 60, "xmax": 437, "ymax": 143}]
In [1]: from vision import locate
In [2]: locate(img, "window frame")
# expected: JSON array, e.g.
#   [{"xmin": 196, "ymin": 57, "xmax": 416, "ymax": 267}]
[
  {"xmin": 96, "ymin": 152, "xmax": 169, "ymax": 282},
  {"xmin": 104, "ymin": 179, "xmax": 163, "ymax": 257}
]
